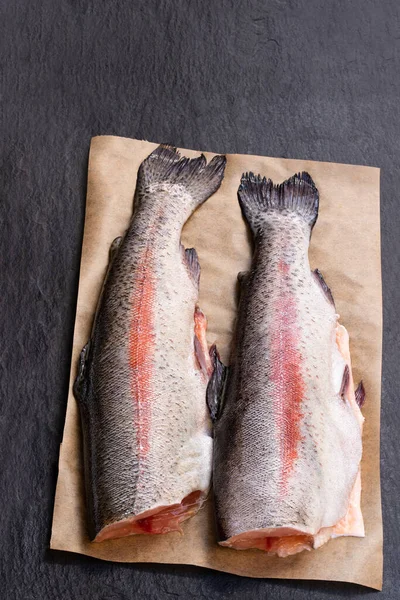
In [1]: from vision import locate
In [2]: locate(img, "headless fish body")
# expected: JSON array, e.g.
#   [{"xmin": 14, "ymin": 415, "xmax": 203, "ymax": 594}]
[
  {"xmin": 75, "ymin": 145, "xmax": 226, "ymax": 542},
  {"xmin": 208, "ymin": 172, "xmax": 365, "ymax": 556}
]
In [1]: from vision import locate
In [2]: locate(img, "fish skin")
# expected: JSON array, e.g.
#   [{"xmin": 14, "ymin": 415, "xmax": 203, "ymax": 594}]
[
  {"xmin": 211, "ymin": 172, "xmax": 363, "ymax": 551},
  {"xmin": 74, "ymin": 145, "xmax": 226, "ymax": 541}
]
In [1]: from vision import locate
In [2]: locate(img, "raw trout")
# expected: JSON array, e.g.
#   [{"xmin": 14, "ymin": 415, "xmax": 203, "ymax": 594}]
[
  {"xmin": 74, "ymin": 145, "xmax": 226, "ymax": 542},
  {"xmin": 208, "ymin": 172, "xmax": 365, "ymax": 556}
]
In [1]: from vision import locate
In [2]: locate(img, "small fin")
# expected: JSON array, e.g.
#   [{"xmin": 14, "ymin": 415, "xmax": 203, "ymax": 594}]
[
  {"xmin": 355, "ymin": 381, "xmax": 366, "ymax": 408},
  {"xmin": 194, "ymin": 307, "xmax": 212, "ymax": 377},
  {"xmin": 184, "ymin": 247, "xmax": 201, "ymax": 287},
  {"xmin": 137, "ymin": 144, "xmax": 227, "ymax": 205},
  {"xmin": 238, "ymin": 171, "xmax": 319, "ymax": 233},
  {"xmin": 206, "ymin": 345, "xmax": 228, "ymax": 422},
  {"xmin": 313, "ymin": 269, "xmax": 335, "ymax": 307},
  {"xmin": 109, "ymin": 236, "xmax": 122, "ymax": 261},
  {"xmin": 194, "ymin": 337, "xmax": 208, "ymax": 377},
  {"xmin": 237, "ymin": 270, "xmax": 250, "ymax": 300},
  {"xmin": 237, "ymin": 270, "xmax": 249, "ymax": 285},
  {"xmin": 73, "ymin": 342, "xmax": 91, "ymax": 403},
  {"xmin": 339, "ymin": 364, "xmax": 350, "ymax": 400}
]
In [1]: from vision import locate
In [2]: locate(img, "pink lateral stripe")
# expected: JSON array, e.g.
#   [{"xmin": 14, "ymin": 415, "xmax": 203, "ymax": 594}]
[
  {"xmin": 129, "ymin": 246, "xmax": 155, "ymax": 461},
  {"xmin": 271, "ymin": 259, "xmax": 305, "ymax": 494}
]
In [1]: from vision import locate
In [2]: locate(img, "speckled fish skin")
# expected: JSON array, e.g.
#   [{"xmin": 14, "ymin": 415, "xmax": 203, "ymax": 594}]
[
  {"xmin": 210, "ymin": 172, "xmax": 363, "ymax": 549},
  {"xmin": 74, "ymin": 145, "xmax": 226, "ymax": 542}
]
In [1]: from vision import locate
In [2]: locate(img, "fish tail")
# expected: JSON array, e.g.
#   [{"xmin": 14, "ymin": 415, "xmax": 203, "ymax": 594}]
[
  {"xmin": 238, "ymin": 171, "xmax": 319, "ymax": 233},
  {"xmin": 137, "ymin": 144, "xmax": 226, "ymax": 206}
]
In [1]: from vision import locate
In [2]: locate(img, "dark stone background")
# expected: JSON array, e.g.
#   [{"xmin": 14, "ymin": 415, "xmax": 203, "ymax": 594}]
[{"xmin": 1, "ymin": 0, "xmax": 398, "ymax": 598}]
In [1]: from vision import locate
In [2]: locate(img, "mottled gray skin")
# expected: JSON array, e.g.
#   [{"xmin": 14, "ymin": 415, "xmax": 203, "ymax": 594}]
[
  {"xmin": 212, "ymin": 174, "xmax": 363, "ymax": 544},
  {"xmin": 75, "ymin": 146, "xmax": 226, "ymax": 540}
]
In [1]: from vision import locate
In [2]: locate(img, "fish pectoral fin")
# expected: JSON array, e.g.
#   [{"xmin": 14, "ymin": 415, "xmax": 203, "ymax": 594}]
[
  {"xmin": 183, "ymin": 246, "xmax": 201, "ymax": 288},
  {"xmin": 312, "ymin": 269, "xmax": 335, "ymax": 307},
  {"xmin": 206, "ymin": 345, "xmax": 228, "ymax": 423},
  {"xmin": 73, "ymin": 341, "xmax": 91, "ymax": 403}
]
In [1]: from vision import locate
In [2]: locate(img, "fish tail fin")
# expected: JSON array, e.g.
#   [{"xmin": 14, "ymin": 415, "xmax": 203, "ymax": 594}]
[
  {"xmin": 137, "ymin": 144, "xmax": 226, "ymax": 206},
  {"xmin": 238, "ymin": 171, "xmax": 319, "ymax": 233}
]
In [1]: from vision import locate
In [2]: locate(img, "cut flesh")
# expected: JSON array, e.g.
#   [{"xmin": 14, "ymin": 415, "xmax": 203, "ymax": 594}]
[{"xmin": 95, "ymin": 491, "xmax": 204, "ymax": 542}]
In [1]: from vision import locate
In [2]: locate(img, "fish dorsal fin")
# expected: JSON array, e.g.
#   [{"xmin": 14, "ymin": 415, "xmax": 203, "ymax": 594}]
[
  {"xmin": 355, "ymin": 381, "xmax": 366, "ymax": 408},
  {"xmin": 206, "ymin": 345, "xmax": 228, "ymax": 423},
  {"xmin": 183, "ymin": 246, "xmax": 201, "ymax": 287},
  {"xmin": 313, "ymin": 269, "xmax": 335, "ymax": 307}
]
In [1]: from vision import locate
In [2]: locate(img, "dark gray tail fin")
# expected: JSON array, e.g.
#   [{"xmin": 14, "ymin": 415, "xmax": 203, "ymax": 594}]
[
  {"xmin": 238, "ymin": 171, "xmax": 319, "ymax": 233},
  {"xmin": 137, "ymin": 144, "xmax": 226, "ymax": 205}
]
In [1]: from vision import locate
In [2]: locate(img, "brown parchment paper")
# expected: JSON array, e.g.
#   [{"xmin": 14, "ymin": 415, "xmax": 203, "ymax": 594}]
[{"xmin": 51, "ymin": 136, "xmax": 383, "ymax": 589}]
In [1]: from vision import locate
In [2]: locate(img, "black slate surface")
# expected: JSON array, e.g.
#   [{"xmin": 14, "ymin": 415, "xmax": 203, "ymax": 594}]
[{"xmin": 1, "ymin": 0, "xmax": 398, "ymax": 598}]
